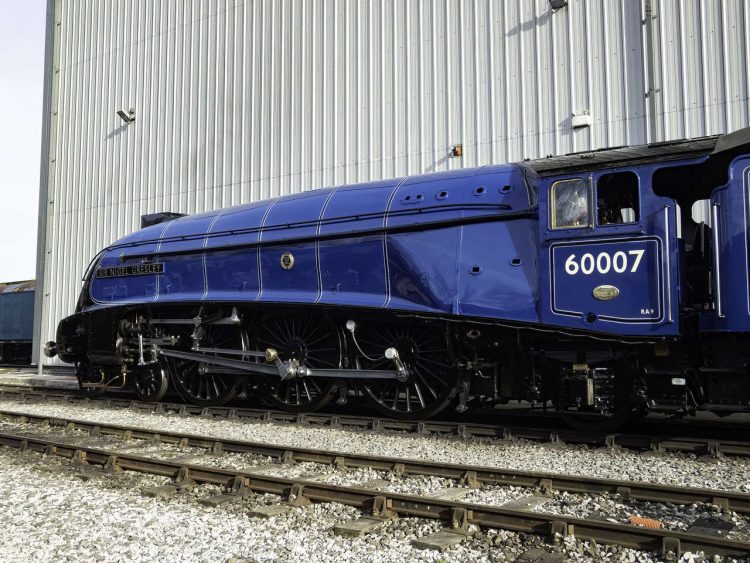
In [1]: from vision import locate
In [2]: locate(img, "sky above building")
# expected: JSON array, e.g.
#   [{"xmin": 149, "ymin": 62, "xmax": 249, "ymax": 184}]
[{"xmin": 0, "ymin": 1, "xmax": 45, "ymax": 282}]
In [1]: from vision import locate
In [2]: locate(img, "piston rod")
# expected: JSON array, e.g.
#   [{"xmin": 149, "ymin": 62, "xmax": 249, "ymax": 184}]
[{"xmin": 159, "ymin": 348, "xmax": 401, "ymax": 380}]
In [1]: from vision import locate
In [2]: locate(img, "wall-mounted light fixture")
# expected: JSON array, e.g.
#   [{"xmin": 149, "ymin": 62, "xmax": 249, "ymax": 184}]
[
  {"xmin": 549, "ymin": 0, "xmax": 568, "ymax": 11},
  {"xmin": 571, "ymin": 112, "xmax": 592, "ymax": 128},
  {"xmin": 449, "ymin": 144, "xmax": 464, "ymax": 158},
  {"xmin": 116, "ymin": 108, "xmax": 136, "ymax": 124}
]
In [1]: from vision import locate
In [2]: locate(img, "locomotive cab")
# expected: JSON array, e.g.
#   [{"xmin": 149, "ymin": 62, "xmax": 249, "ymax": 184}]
[{"xmin": 533, "ymin": 127, "xmax": 750, "ymax": 421}]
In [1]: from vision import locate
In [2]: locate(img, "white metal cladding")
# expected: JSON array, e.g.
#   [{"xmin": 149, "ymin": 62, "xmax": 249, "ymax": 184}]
[
  {"xmin": 647, "ymin": 0, "xmax": 750, "ymax": 142},
  {"xmin": 35, "ymin": 0, "xmax": 750, "ymax": 364}
]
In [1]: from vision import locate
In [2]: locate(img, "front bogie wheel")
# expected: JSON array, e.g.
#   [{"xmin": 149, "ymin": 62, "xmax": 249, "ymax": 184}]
[{"xmin": 132, "ymin": 363, "xmax": 169, "ymax": 403}]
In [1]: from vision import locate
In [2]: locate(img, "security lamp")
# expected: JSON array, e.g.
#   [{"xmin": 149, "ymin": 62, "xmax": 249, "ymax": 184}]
[
  {"xmin": 117, "ymin": 108, "xmax": 136, "ymax": 123},
  {"xmin": 549, "ymin": 0, "xmax": 567, "ymax": 10}
]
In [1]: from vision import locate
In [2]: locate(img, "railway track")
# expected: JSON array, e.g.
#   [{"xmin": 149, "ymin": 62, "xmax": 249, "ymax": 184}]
[
  {"xmin": 0, "ymin": 411, "xmax": 747, "ymax": 558},
  {"xmin": 2, "ymin": 385, "xmax": 750, "ymax": 458}
]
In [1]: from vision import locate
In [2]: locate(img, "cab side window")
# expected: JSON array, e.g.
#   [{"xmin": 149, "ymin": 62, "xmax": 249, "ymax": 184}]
[
  {"xmin": 597, "ymin": 171, "xmax": 639, "ymax": 225},
  {"xmin": 551, "ymin": 178, "xmax": 590, "ymax": 229}
]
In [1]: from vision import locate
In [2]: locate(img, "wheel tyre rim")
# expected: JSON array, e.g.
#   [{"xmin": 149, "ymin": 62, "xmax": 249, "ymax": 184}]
[
  {"xmin": 133, "ymin": 365, "xmax": 168, "ymax": 402},
  {"xmin": 168, "ymin": 325, "xmax": 244, "ymax": 406},
  {"xmin": 357, "ymin": 323, "xmax": 458, "ymax": 419},
  {"xmin": 257, "ymin": 315, "xmax": 340, "ymax": 411}
]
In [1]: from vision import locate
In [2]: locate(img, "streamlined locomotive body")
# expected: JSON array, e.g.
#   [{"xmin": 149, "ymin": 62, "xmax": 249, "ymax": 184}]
[{"xmin": 47, "ymin": 128, "xmax": 750, "ymax": 426}]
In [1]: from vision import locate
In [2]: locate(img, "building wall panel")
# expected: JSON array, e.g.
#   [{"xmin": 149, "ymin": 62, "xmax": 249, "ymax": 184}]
[{"xmin": 650, "ymin": 0, "xmax": 750, "ymax": 141}]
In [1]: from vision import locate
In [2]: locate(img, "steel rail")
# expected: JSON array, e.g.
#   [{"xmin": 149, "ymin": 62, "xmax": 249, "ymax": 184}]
[
  {"xmin": 0, "ymin": 430, "xmax": 746, "ymax": 558},
  {"xmin": 2, "ymin": 386, "xmax": 750, "ymax": 457},
  {"xmin": 1, "ymin": 408, "xmax": 749, "ymax": 515}
]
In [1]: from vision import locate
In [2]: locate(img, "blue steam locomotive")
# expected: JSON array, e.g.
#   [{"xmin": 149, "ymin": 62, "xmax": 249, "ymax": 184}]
[{"xmin": 46, "ymin": 127, "xmax": 750, "ymax": 427}]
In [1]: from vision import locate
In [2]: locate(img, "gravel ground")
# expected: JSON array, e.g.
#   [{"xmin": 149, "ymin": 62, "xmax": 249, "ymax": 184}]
[
  {"xmin": 10, "ymin": 410, "xmax": 745, "ymax": 546},
  {"xmin": 0, "ymin": 446, "xmax": 690, "ymax": 563},
  {"xmin": 0, "ymin": 398, "xmax": 748, "ymax": 495},
  {"xmin": 540, "ymin": 491, "xmax": 750, "ymax": 543},
  {"xmin": 461, "ymin": 485, "xmax": 750, "ymax": 544},
  {"xmin": 6, "ymin": 412, "xmax": 748, "ymax": 552},
  {"xmin": 0, "ymin": 402, "xmax": 746, "ymax": 561}
]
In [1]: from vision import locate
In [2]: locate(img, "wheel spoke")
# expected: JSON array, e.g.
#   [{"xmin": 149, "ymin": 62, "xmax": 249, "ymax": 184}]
[
  {"xmin": 211, "ymin": 376, "xmax": 221, "ymax": 399},
  {"xmin": 417, "ymin": 356, "xmax": 452, "ymax": 370},
  {"xmin": 262, "ymin": 326, "xmax": 288, "ymax": 348},
  {"xmin": 415, "ymin": 370, "xmax": 440, "ymax": 399},
  {"xmin": 302, "ymin": 380, "xmax": 313, "ymax": 402},
  {"xmin": 306, "ymin": 333, "xmax": 333, "ymax": 347},
  {"xmin": 415, "ymin": 363, "xmax": 447, "ymax": 387},
  {"xmin": 413, "ymin": 382, "xmax": 426, "ymax": 408}
]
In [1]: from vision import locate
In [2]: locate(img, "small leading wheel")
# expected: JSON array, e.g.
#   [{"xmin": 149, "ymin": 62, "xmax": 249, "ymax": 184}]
[
  {"xmin": 132, "ymin": 363, "xmax": 169, "ymax": 403},
  {"xmin": 256, "ymin": 314, "xmax": 340, "ymax": 412},
  {"xmin": 76, "ymin": 360, "xmax": 106, "ymax": 398},
  {"xmin": 356, "ymin": 322, "xmax": 459, "ymax": 420},
  {"xmin": 166, "ymin": 325, "xmax": 246, "ymax": 407}
]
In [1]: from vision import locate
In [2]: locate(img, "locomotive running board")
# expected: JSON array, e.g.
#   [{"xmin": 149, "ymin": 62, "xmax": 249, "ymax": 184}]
[{"xmin": 159, "ymin": 348, "xmax": 401, "ymax": 380}]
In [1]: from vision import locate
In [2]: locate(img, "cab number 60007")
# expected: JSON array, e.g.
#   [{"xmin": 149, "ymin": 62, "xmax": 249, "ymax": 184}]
[{"xmin": 564, "ymin": 249, "xmax": 645, "ymax": 275}]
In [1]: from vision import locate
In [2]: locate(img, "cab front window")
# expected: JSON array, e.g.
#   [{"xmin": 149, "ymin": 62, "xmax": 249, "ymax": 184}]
[{"xmin": 551, "ymin": 178, "xmax": 590, "ymax": 229}]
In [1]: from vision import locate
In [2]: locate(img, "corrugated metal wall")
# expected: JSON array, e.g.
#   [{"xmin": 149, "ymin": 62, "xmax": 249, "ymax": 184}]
[
  {"xmin": 35, "ymin": 0, "xmax": 750, "ymax": 364},
  {"xmin": 648, "ymin": 0, "xmax": 750, "ymax": 142}
]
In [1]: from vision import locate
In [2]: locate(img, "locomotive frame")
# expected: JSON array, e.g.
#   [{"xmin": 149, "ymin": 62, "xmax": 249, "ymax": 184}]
[{"xmin": 46, "ymin": 128, "xmax": 750, "ymax": 428}]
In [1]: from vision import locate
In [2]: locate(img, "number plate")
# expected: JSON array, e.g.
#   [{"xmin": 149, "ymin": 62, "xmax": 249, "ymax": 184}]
[{"xmin": 550, "ymin": 238, "xmax": 662, "ymax": 322}]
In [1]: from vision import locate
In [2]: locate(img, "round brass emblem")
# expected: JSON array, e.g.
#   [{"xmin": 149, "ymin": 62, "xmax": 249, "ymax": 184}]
[{"xmin": 280, "ymin": 251, "xmax": 294, "ymax": 270}]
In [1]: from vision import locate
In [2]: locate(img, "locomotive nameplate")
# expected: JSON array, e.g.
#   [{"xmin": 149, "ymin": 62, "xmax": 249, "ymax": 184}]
[
  {"xmin": 592, "ymin": 285, "xmax": 620, "ymax": 300},
  {"xmin": 96, "ymin": 263, "xmax": 165, "ymax": 278}
]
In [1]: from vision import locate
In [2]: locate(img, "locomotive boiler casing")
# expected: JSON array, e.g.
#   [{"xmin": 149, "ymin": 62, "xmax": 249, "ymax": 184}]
[{"xmin": 79, "ymin": 164, "xmax": 541, "ymax": 355}]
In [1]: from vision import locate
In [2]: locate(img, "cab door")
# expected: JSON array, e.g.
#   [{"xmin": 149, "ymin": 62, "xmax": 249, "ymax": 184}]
[{"xmin": 539, "ymin": 169, "xmax": 677, "ymax": 337}]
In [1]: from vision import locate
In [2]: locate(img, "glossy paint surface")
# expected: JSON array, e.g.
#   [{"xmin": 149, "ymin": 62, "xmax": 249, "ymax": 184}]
[
  {"xmin": 538, "ymin": 161, "xmax": 683, "ymax": 337},
  {"xmin": 89, "ymin": 164, "xmax": 539, "ymax": 323},
  {"xmin": 700, "ymin": 156, "xmax": 750, "ymax": 332},
  {"xmin": 86, "ymin": 156, "xmax": 750, "ymax": 337}
]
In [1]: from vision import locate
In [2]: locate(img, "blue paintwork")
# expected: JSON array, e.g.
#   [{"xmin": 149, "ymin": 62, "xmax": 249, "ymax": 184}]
[
  {"xmin": 85, "ymin": 151, "xmax": 750, "ymax": 338},
  {"xmin": 699, "ymin": 156, "xmax": 750, "ymax": 333},
  {"xmin": 88, "ymin": 164, "xmax": 540, "ymax": 320},
  {"xmin": 550, "ymin": 238, "xmax": 662, "ymax": 322},
  {"xmin": 535, "ymin": 158, "xmax": 706, "ymax": 337}
]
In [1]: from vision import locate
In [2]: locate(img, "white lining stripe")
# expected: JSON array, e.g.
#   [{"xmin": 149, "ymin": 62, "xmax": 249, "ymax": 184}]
[
  {"xmin": 383, "ymin": 177, "xmax": 408, "ymax": 308},
  {"xmin": 152, "ymin": 220, "xmax": 176, "ymax": 302},
  {"xmin": 201, "ymin": 210, "xmax": 226, "ymax": 301},
  {"xmin": 256, "ymin": 199, "xmax": 278, "ymax": 301},
  {"xmin": 315, "ymin": 188, "xmax": 339, "ymax": 303}
]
